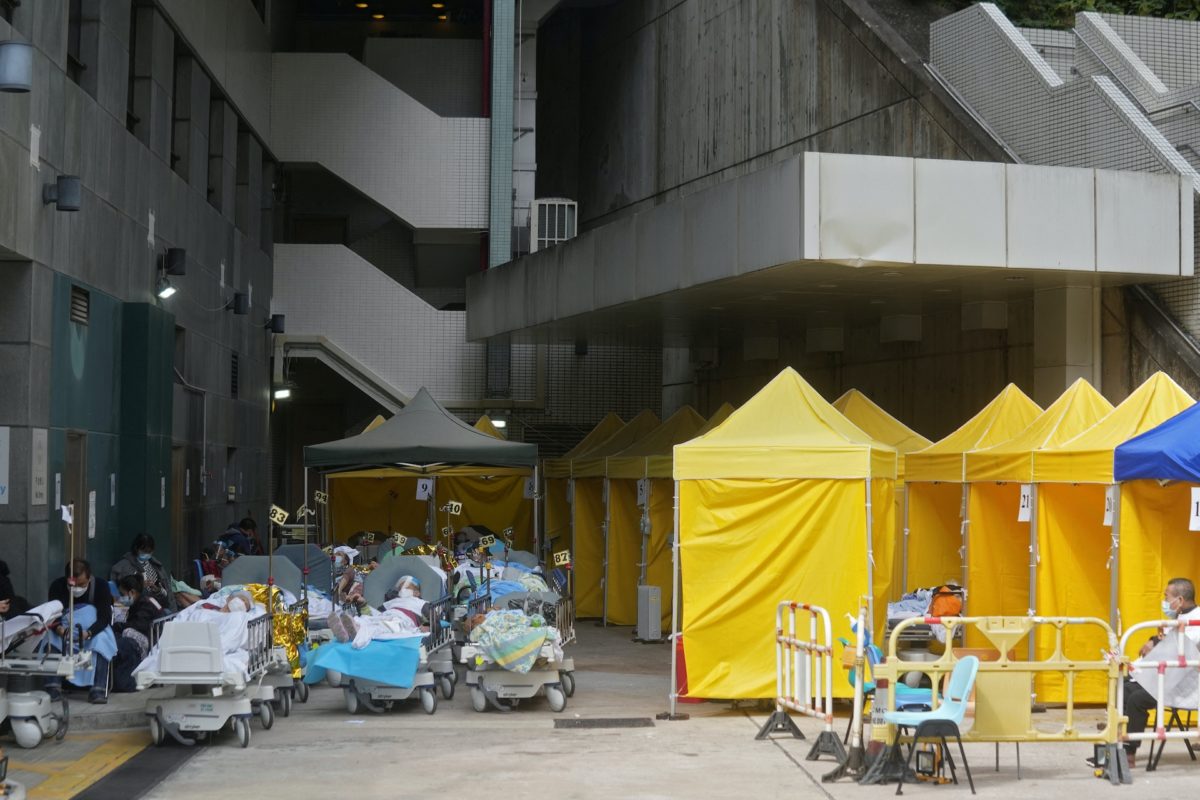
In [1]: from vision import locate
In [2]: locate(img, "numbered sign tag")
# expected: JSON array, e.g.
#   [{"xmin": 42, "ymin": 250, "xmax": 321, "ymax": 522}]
[
  {"xmin": 1191, "ymin": 487, "xmax": 1200, "ymax": 532},
  {"xmin": 478, "ymin": 534, "xmax": 496, "ymax": 549},
  {"xmin": 314, "ymin": 490, "xmax": 328, "ymax": 505},
  {"xmin": 61, "ymin": 503, "xmax": 74, "ymax": 525},
  {"xmin": 441, "ymin": 526, "xmax": 452, "ymax": 538},
  {"xmin": 523, "ymin": 477, "xmax": 536, "ymax": 499},
  {"xmin": 362, "ymin": 531, "xmax": 376, "ymax": 544},
  {"xmin": 636, "ymin": 478, "xmax": 649, "ymax": 508},
  {"xmin": 269, "ymin": 505, "xmax": 290, "ymax": 526},
  {"xmin": 445, "ymin": 500, "xmax": 463, "ymax": 516},
  {"xmin": 502, "ymin": 527, "xmax": 514, "ymax": 544},
  {"xmin": 1017, "ymin": 484, "xmax": 1032, "ymax": 523},
  {"xmin": 553, "ymin": 550, "xmax": 572, "ymax": 567},
  {"xmin": 1103, "ymin": 485, "xmax": 1117, "ymax": 527},
  {"xmin": 295, "ymin": 503, "xmax": 312, "ymax": 520},
  {"xmin": 393, "ymin": 533, "xmax": 407, "ymax": 548},
  {"xmin": 416, "ymin": 478, "xmax": 433, "ymax": 501}
]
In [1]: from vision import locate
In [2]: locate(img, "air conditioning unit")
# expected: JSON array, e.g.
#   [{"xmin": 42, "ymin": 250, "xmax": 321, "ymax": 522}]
[
  {"xmin": 637, "ymin": 585, "xmax": 662, "ymax": 642},
  {"xmin": 529, "ymin": 198, "xmax": 577, "ymax": 253}
]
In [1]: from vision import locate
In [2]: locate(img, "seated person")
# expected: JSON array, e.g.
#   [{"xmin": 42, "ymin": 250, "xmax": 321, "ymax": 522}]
[
  {"xmin": 221, "ymin": 518, "xmax": 263, "ymax": 556},
  {"xmin": 47, "ymin": 559, "xmax": 116, "ymax": 704},
  {"xmin": 111, "ymin": 575, "xmax": 167, "ymax": 693},
  {"xmin": 1119, "ymin": 578, "xmax": 1200, "ymax": 769},
  {"xmin": 110, "ymin": 534, "xmax": 187, "ymax": 611},
  {"xmin": 0, "ymin": 559, "xmax": 29, "ymax": 620},
  {"xmin": 332, "ymin": 547, "xmax": 368, "ymax": 613}
]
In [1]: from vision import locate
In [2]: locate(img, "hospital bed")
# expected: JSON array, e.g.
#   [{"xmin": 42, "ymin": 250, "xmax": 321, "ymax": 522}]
[
  {"xmin": 0, "ymin": 601, "xmax": 91, "ymax": 749},
  {"xmin": 330, "ymin": 557, "xmax": 455, "ymax": 715},
  {"xmin": 461, "ymin": 589, "xmax": 577, "ymax": 712},
  {"xmin": 137, "ymin": 607, "xmax": 276, "ymax": 748}
]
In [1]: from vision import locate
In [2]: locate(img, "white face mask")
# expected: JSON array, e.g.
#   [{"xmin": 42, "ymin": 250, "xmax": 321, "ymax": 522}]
[
  {"xmin": 70, "ymin": 585, "xmax": 87, "ymax": 598},
  {"xmin": 399, "ymin": 588, "xmax": 415, "ymax": 599},
  {"xmin": 1163, "ymin": 599, "xmax": 1178, "ymax": 619}
]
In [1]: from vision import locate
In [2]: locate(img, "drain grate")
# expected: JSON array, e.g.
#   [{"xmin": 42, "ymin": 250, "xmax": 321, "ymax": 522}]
[{"xmin": 554, "ymin": 718, "xmax": 655, "ymax": 730}]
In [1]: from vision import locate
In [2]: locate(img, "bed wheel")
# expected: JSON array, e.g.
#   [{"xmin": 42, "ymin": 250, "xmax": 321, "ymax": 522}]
[
  {"xmin": 439, "ymin": 675, "xmax": 455, "ymax": 701},
  {"xmin": 545, "ymin": 685, "xmax": 567, "ymax": 713},
  {"xmin": 279, "ymin": 690, "xmax": 292, "ymax": 717},
  {"xmin": 11, "ymin": 719, "xmax": 42, "ymax": 749},
  {"xmin": 148, "ymin": 716, "xmax": 165, "ymax": 747},
  {"xmin": 234, "ymin": 717, "xmax": 251, "ymax": 748},
  {"xmin": 295, "ymin": 680, "xmax": 309, "ymax": 703},
  {"xmin": 470, "ymin": 685, "xmax": 487, "ymax": 713},
  {"xmin": 560, "ymin": 671, "xmax": 576, "ymax": 698},
  {"xmin": 421, "ymin": 687, "xmax": 437, "ymax": 715},
  {"xmin": 259, "ymin": 701, "xmax": 275, "ymax": 730},
  {"xmin": 344, "ymin": 687, "xmax": 361, "ymax": 714}
]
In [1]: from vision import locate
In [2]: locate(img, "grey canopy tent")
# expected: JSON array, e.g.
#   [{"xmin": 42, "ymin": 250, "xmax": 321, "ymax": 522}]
[{"xmin": 303, "ymin": 387, "xmax": 537, "ymax": 471}]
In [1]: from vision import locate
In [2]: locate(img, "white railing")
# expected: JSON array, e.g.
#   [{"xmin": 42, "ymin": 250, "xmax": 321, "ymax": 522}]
[{"xmin": 1118, "ymin": 618, "xmax": 1200, "ymax": 750}]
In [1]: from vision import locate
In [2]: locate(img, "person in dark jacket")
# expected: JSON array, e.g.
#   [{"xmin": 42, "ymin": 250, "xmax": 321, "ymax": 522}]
[
  {"xmin": 110, "ymin": 534, "xmax": 177, "ymax": 611},
  {"xmin": 111, "ymin": 574, "xmax": 166, "ymax": 693},
  {"xmin": 0, "ymin": 560, "xmax": 29, "ymax": 620},
  {"xmin": 47, "ymin": 559, "xmax": 115, "ymax": 704},
  {"xmin": 221, "ymin": 518, "xmax": 263, "ymax": 556}
]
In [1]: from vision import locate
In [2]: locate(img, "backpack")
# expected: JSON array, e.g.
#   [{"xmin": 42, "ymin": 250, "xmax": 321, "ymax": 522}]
[{"xmin": 929, "ymin": 585, "xmax": 964, "ymax": 617}]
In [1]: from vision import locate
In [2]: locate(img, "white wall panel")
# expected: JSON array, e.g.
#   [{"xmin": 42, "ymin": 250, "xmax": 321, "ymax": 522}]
[
  {"xmin": 1096, "ymin": 169, "xmax": 1181, "ymax": 274},
  {"xmin": 817, "ymin": 153, "xmax": 913, "ymax": 263},
  {"xmin": 1006, "ymin": 163, "xmax": 1095, "ymax": 270},
  {"xmin": 915, "ymin": 158, "xmax": 1006, "ymax": 267}
]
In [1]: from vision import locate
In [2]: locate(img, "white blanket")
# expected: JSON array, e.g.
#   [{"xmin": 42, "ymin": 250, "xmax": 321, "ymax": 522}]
[
  {"xmin": 350, "ymin": 610, "xmax": 424, "ymax": 650},
  {"xmin": 134, "ymin": 605, "xmax": 266, "ymax": 681},
  {"xmin": 2, "ymin": 601, "xmax": 64, "ymax": 648}
]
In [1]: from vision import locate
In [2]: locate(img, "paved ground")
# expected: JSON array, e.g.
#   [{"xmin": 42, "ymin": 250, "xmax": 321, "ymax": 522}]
[{"xmin": 9, "ymin": 624, "xmax": 1200, "ymax": 798}]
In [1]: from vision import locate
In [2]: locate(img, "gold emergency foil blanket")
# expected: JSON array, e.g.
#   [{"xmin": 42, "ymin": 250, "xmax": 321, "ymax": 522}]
[{"xmin": 246, "ymin": 583, "xmax": 307, "ymax": 678}]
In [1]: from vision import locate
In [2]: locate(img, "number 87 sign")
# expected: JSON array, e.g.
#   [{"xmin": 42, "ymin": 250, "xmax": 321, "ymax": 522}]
[{"xmin": 553, "ymin": 550, "xmax": 571, "ymax": 567}]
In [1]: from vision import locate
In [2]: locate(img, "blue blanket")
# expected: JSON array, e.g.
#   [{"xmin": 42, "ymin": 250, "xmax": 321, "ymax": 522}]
[
  {"xmin": 303, "ymin": 638, "xmax": 422, "ymax": 687},
  {"xmin": 44, "ymin": 605, "xmax": 116, "ymax": 687}
]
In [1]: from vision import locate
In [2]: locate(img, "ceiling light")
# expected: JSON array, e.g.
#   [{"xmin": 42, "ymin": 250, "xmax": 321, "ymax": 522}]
[
  {"xmin": 274, "ymin": 388, "xmax": 292, "ymax": 400},
  {"xmin": 156, "ymin": 275, "xmax": 176, "ymax": 299},
  {"xmin": 372, "ymin": 12, "xmax": 384, "ymax": 19},
  {"xmin": 432, "ymin": 2, "xmax": 445, "ymax": 7},
  {"xmin": 438, "ymin": 14, "xmax": 448, "ymax": 20},
  {"xmin": 492, "ymin": 419, "xmax": 507, "ymax": 429},
  {"xmin": 355, "ymin": 2, "xmax": 368, "ymax": 6}
]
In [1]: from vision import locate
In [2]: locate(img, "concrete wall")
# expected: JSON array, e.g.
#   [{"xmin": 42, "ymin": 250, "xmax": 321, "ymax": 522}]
[
  {"xmin": 363, "ymin": 38, "xmax": 483, "ymax": 118},
  {"xmin": 0, "ymin": 3, "xmax": 272, "ymax": 594},
  {"xmin": 536, "ymin": 0, "xmax": 1004, "ymax": 229}
]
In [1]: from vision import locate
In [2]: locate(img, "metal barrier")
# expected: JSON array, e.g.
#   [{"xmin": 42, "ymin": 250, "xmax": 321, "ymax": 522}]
[
  {"xmin": 756, "ymin": 601, "xmax": 846, "ymax": 764},
  {"xmin": 864, "ymin": 615, "xmax": 1130, "ymax": 786},
  {"xmin": 246, "ymin": 614, "xmax": 274, "ymax": 677},
  {"xmin": 425, "ymin": 595, "xmax": 455, "ymax": 652},
  {"xmin": 1118, "ymin": 618, "xmax": 1200, "ymax": 757}
]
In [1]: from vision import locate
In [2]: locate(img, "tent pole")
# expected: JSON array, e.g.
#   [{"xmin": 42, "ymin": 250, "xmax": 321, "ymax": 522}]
[
  {"xmin": 533, "ymin": 463, "xmax": 542, "ymax": 557},
  {"xmin": 602, "ymin": 478, "xmax": 610, "ymax": 627},
  {"xmin": 669, "ymin": 480, "xmax": 682, "ymax": 718},
  {"xmin": 428, "ymin": 477, "xmax": 437, "ymax": 541},
  {"xmin": 865, "ymin": 477, "xmax": 875, "ymax": 636},
  {"xmin": 639, "ymin": 479, "xmax": 650, "ymax": 586},
  {"xmin": 1028, "ymin": 484, "xmax": 1039, "ymax": 663},
  {"xmin": 322, "ymin": 474, "xmax": 329, "ymax": 547},
  {"xmin": 1110, "ymin": 484, "xmax": 1121, "ymax": 634},
  {"xmin": 959, "ymin": 483, "xmax": 970, "ymax": 594},
  {"xmin": 901, "ymin": 486, "xmax": 910, "ymax": 595},
  {"xmin": 303, "ymin": 468, "xmax": 309, "ymax": 545}
]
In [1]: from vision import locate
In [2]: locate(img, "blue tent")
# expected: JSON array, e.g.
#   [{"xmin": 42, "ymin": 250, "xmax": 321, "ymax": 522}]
[{"xmin": 1114, "ymin": 402, "xmax": 1200, "ymax": 482}]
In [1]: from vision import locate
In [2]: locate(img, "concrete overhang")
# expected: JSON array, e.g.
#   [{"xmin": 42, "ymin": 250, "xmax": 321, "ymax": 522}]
[{"xmin": 466, "ymin": 152, "xmax": 1194, "ymax": 343}]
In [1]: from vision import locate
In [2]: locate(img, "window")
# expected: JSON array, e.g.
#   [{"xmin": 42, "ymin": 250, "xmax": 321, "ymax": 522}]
[
  {"xmin": 1, "ymin": 0, "xmax": 19, "ymax": 26},
  {"xmin": 69, "ymin": 285, "xmax": 90, "ymax": 326},
  {"xmin": 67, "ymin": 0, "xmax": 84, "ymax": 83},
  {"xmin": 230, "ymin": 352, "xmax": 240, "ymax": 399},
  {"xmin": 66, "ymin": 0, "xmax": 97, "ymax": 96},
  {"xmin": 174, "ymin": 325, "xmax": 186, "ymax": 376}
]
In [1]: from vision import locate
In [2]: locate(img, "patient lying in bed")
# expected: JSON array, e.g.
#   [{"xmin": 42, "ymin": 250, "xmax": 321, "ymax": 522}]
[
  {"xmin": 326, "ymin": 576, "xmax": 429, "ymax": 650},
  {"xmin": 133, "ymin": 594, "xmax": 267, "ymax": 682}
]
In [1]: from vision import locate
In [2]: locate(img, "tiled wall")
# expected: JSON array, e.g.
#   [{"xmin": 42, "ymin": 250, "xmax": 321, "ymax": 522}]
[
  {"xmin": 363, "ymin": 38, "xmax": 483, "ymax": 118},
  {"xmin": 270, "ymin": 53, "xmax": 490, "ymax": 230}
]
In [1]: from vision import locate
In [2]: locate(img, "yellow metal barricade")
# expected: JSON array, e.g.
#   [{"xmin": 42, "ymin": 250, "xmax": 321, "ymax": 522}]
[{"xmin": 868, "ymin": 615, "xmax": 1130, "ymax": 785}]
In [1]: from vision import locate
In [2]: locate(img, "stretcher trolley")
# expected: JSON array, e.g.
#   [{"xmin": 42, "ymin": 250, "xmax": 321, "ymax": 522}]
[
  {"xmin": 336, "ymin": 557, "xmax": 456, "ymax": 715},
  {"xmin": 137, "ymin": 612, "xmax": 275, "ymax": 748},
  {"xmin": 0, "ymin": 601, "xmax": 90, "ymax": 750},
  {"xmin": 462, "ymin": 590, "xmax": 576, "ymax": 713}
]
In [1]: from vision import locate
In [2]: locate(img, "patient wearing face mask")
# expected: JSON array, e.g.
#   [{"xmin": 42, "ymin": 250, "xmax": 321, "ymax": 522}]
[{"xmin": 46, "ymin": 559, "xmax": 116, "ymax": 704}]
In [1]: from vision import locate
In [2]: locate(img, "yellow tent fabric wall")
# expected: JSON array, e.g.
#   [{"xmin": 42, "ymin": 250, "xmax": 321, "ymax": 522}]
[
  {"xmin": 646, "ymin": 478, "xmax": 674, "ymax": 628},
  {"xmin": 605, "ymin": 479, "xmax": 640, "ymax": 625},
  {"xmin": 329, "ymin": 475, "xmax": 428, "ymax": 542},
  {"xmin": 1033, "ymin": 482, "xmax": 1111, "ymax": 701},
  {"xmin": 906, "ymin": 483, "xmax": 966, "ymax": 590},
  {"xmin": 1119, "ymin": 480, "xmax": 1200, "ymax": 634},
  {"xmin": 543, "ymin": 414, "xmax": 626, "ymax": 559},
  {"xmin": 572, "ymin": 477, "xmax": 606, "ymax": 617},
  {"xmin": 435, "ymin": 475, "xmax": 534, "ymax": 551},
  {"xmin": 674, "ymin": 368, "xmax": 897, "ymax": 700}
]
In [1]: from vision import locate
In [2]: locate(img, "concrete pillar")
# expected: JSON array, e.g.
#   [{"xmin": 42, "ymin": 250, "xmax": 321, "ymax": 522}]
[
  {"xmin": 1033, "ymin": 285, "xmax": 1097, "ymax": 406},
  {"xmin": 235, "ymin": 130, "xmax": 263, "ymax": 247},
  {"xmin": 488, "ymin": 0, "xmax": 515, "ymax": 268},
  {"xmin": 662, "ymin": 347, "xmax": 695, "ymax": 417}
]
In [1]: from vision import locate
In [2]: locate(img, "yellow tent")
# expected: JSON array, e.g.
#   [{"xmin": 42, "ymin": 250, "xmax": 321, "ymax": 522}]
[
  {"xmin": 673, "ymin": 368, "xmax": 897, "ymax": 700},
  {"xmin": 1030, "ymin": 372, "xmax": 1194, "ymax": 702},
  {"xmin": 694, "ymin": 402, "xmax": 735, "ymax": 436},
  {"xmin": 904, "ymin": 384, "xmax": 1041, "ymax": 593},
  {"xmin": 473, "ymin": 415, "xmax": 506, "ymax": 439},
  {"xmin": 834, "ymin": 389, "xmax": 932, "ymax": 596},
  {"xmin": 961, "ymin": 379, "xmax": 1112, "ymax": 627},
  {"xmin": 605, "ymin": 406, "xmax": 707, "ymax": 628},
  {"xmin": 569, "ymin": 410, "xmax": 660, "ymax": 618},
  {"xmin": 542, "ymin": 414, "xmax": 624, "ymax": 559}
]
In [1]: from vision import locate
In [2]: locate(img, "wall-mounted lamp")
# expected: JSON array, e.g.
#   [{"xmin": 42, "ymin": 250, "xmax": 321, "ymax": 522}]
[
  {"xmin": 231, "ymin": 293, "xmax": 249, "ymax": 315},
  {"xmin": 0, "ymin": 41, "xmax": 33, "ymax": 93},
  {"xmin": 160, "ymin": 247, "xmax": 186, "ymax": 276},
  {"xmin": 155, "ymin": 274, "xmax": 176, "ymax": 299},
  {"xmin": 42, "ymin": 175, "xmax": 81, "ymax": 211},
  {"xmin": 273, "ymin": 387, "xmax": 293, "ymax": 400},
  {"xmin": 265, "ymin": 313, "xmax": 285, "ymax": 334}
]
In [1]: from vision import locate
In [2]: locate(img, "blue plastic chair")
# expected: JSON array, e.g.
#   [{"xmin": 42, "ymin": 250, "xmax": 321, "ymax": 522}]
[
  {"xmin": 882, "ymin": 655, "xmax": 979, "ymax": 795},
  {"xmin": 839, "ymin": 639, "xmax": 936, "ymax": 744}
]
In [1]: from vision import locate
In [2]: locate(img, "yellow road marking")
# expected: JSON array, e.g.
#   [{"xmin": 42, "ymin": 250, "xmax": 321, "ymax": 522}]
[{"xmin": 10, "ymin": 731, "xmax": 146, "ymax": 800}]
